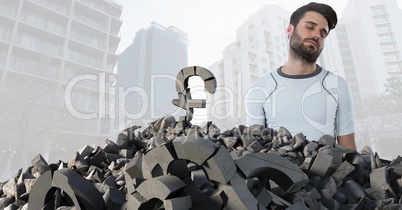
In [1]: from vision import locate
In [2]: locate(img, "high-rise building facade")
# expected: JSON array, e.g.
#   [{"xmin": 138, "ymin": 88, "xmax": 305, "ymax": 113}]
[
  {"xmin": 338, "ymin": 0, "xmax": 402, "ymax": 98},
  {"xmin": 337, "ymin": 0, "xmax": 402, "ymax": 158},
  {"xmin": 208, "ymin": 5, "xmax": 290, "ymax": 129},
  {"xmin": 116, "ymin": 22, "xmax": 188, "ymax": 129},
  {"xmin": 0, "ymin": 0, "xmax": 122, "ymax": 180}
]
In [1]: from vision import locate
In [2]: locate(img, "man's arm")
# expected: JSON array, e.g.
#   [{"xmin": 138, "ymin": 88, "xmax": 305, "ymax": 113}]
[
  {"xmin": 245, "ymin": 83, "xmax": 270, "ymax": 126},
  {"xmin": 337, "ymin": 133, "xmax": 357, "ymax": 151},
  {"xmin": 335, "ymin": 76, "xmax": 356, "ymax": 151}
]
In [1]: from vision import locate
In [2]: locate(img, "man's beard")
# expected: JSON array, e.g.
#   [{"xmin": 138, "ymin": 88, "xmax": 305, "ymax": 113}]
[{"xmin": 289, "ymin": 28, "xmax": 322, "ymax": 63}]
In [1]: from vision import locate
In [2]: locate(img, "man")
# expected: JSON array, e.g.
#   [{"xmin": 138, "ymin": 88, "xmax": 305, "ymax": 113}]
[{"xmin": 246, "ymin": 2, "xmax": 357, "ymax": 150}]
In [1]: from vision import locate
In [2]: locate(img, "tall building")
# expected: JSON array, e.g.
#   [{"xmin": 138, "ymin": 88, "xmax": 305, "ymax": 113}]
[
  {"xmin": 116, "ymin": 22, "xmax": 188, "ymax": 129},
  {"xmin": 208, "ymin": 4, "xmax": 344, "ymax": 129},
  {"xmin": 0, "ymin": 0, "xmax": 122, "ymax": 180},
  {"xmin": 208, "ymin": 5, "xmax": 290, "ymax": 129},
  {"xmin": 337, "ymin": 0, "xmax": 402, "ymax": 158},
  {"xmin": 338, "ymin": 0, "xmax": 402, "ymax": 98}
]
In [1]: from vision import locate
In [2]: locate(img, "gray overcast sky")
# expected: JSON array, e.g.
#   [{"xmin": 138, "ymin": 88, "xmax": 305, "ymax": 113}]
[{"xmin": 117, "ymin": 0, "xmax": 401, "ymax": 66}]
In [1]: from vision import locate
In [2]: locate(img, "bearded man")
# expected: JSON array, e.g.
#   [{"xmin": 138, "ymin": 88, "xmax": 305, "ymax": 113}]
[{"xmin": 246, "ymin": 2, "xmax": 357, "ymax": 150}]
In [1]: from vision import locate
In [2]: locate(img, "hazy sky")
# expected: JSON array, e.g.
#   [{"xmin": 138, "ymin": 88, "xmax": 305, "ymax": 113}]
[{"xmin": 116, "ymin": 0, "xmax": 376, "ymax": 66}]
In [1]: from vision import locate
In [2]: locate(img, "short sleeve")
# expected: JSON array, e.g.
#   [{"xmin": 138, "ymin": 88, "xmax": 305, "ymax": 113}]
[
  {"xmin": 245, "ymin": 76, "xmax": 274, "ymax": 126},
  {"xmin": 336, "ymin": 78, "xmax": 355, "ymax": 136}
]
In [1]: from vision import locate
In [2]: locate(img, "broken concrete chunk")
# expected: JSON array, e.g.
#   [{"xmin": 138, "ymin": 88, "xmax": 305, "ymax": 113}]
[
  {"xmin": 202, "ymin": 146, "xmax": 236, "ymax": 184},
  {"xmin": 309, "ymin": 152, "xmax": 333, "ymax": 177},
  {"xmin": 331, "ymin": 160, "xmax": 355, "ymax": 183},
  {"xmin": 235, "ymin": 153, "xmax": 309, "ymax": 194},
  {"xmin": 136, "ymin": 175, "xmax": 186, "ymax": 200}
]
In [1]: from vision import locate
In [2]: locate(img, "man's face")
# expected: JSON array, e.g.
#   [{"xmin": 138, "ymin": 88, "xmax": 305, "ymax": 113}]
[{"xmin": 288, "ymin": 11, "xmax": 329, "ymax": 63}]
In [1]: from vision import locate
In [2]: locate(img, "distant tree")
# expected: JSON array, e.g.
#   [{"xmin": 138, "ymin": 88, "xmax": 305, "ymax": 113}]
[
  {"xmin": 384, "ymin": 74, "xmax": 402, "ymax": 114},
  {"xmin": 355, "ymin": 75, "xmax": 402, "ymax": 153},
  {"xmin": 0, "ymin": 55, "xmax": 64, "ymax": 179}
]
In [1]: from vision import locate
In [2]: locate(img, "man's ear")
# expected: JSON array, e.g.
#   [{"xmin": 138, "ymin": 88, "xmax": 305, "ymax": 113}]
[{"xmin": 287, "ymin": 24, "xmax": 294, "ymax": 38}]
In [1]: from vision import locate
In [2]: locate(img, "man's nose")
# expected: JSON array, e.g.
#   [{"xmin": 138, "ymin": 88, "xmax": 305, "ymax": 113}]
[{"xmin": 312, "ymin": 31, "xmax": 320, "ymax": 40}]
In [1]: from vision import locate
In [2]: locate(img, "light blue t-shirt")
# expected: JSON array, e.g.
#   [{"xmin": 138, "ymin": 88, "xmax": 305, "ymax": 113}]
[{"xmin": 246, "ymin": 66, "xmax": 355, "ymax": 141}]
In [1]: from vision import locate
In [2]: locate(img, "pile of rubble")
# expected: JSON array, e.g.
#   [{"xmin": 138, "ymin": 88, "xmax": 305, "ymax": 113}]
[{"xmin": 1, "ymin": 115, "xmax": 402, "ymax": 210}]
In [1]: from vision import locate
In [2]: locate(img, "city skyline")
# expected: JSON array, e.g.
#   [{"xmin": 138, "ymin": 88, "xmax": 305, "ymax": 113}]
[
  {"xmin": 0, "ymin": 0, "xmax": 122, "ymax": 180},
  {"xmin": 116, "ymin": 22, "xmax": 188, "ymax": 129},
  {"xmin": 116, "ymin": 1, "xmax": 402, "ymax": 130},
  {"xmin": 117, "ymin": 0, "xmax": 402, "ymax": 67}
]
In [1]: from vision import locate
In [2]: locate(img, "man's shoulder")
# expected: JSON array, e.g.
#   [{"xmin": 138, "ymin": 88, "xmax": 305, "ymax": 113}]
[
  {"xmin": 252, "ymin": 72, "xmax": 277, "ymax": 87},
  {"xmin": 322, "ymin": 69, "xmax": 348, "ymax": 82},
  {"xmin": 321, "ymin": 69, "xmax": 350, "ymax": 90}
]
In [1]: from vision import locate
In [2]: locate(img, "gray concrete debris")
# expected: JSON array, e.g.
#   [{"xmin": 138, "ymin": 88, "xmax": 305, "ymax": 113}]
[
  {"xmin": 339, "ymin": 180, "xmax": 367, "ymax": 202},
  {"xmin": 331, "ymin": 160, "xmax": 355, "ymax": 183},
  {"xmin": 136, "ymin": 175, "xmax": 186, "ymax": 201},
  {"xmin": 369, "ymin": 166, "xmax": 397, "ymax": 200},
  {"xmin": 309, "ymin": 152, "xmax": 334, "ymax": 177},
  {"xmin": 235, "ymin": 153, "xmax": 309, "ymax": 194},
  {"xmin": 318, "ymin": 176, "xmax": 337, "ymax": 200},
  {"xmin": 202, "ymin": 146, "xmax": 237, "ymax": 184},
  {"xmin": 2, "ymin": 118, "xmax": 402, "ymax": 210}
]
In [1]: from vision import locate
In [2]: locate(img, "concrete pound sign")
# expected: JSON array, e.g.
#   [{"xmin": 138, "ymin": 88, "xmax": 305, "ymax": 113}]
[{"xmin": 172, "ymin": 66, "xmax": 217, "ymax": 130}]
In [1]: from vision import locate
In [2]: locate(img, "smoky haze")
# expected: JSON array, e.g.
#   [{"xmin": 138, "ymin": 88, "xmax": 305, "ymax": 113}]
[{"xmin": 1, "ymin": 0, "xmax": 402, "ymax": 181}]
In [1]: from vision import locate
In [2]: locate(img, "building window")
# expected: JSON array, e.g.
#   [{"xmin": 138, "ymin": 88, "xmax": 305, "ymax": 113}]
[
  {"xmin": 261, "ymin": 58, "xmax": 267, "ymax": 64},
  {"xmin": 373, "ymin": 16, "xmax": 388, "ymax": 24},
  {"xmin": 0, "ymin": 24, "xmax": 12, "ymax": 41},
  {"xmin": 342, "ymin": 58, "xmax": 354, "ymax": 65},
  {"xmin": 339, "ymin": 42, "xmax": 350, "ymax": 48},
  {"xmin": 376, "ymin": 25, "xmax": 391, "ymax": 33},
  {"xmin": 384, "ymin": 53, "xmax": 398, "ymax": 62},
  {"xmin": 250, "ymin": 66, "xmax": 256, "ymax": 74},
  {"xmin": 386, "ymin": 64, "xmax": 401, "ymax": 72},
  {"xmin": 381, "ymin": 44, "xmax": 396, "ymax": 52},
  {"xmin": 371, "ymin": 7, "xmax": 385, "ymax": 15},
  {"xmin": 350, "ymin": 84, "xmax": 360, "ymax": 92},
  {"xmin": 275, "ymin": 45, "xmax": 281, "ymax": 51},
  {"xmin": 347, "ymin": 75, "xmax": 358, "ymax": 83},
  {"xmin": 341, "ymin": 50, "xmax": 352, "ymax": 57},
  {"xmin": 249, "ymin": 53, "xmax": 256, "ymax": 62},
  {"xmin": 336, "ymin": 26, "xmax": 346, "ymax": 33},
  {"xmin": 379, "ymin": 34, "xmax": 393, "ymax": 42},
  {"xmin": 264, "ymin": 31, "xmax": 271, "ymax": 40},
  {"xmin": 0, "ymin": 49, "xmax": 7, "ymax": 67},
  {"xmin": 344, "ymin": 66, "xmax": 355, "ymax": 74},
  {"xmin": 337, "ymin": 34, "xmax": 348, "ymax": 41}
]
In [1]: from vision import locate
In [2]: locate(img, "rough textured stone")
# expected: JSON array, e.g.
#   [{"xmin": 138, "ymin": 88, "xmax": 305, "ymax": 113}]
[
  {"xmin": 202, "ymin": 146, "xmax": 236, "ymax": 184},
  {"xmin": 309, "ymin": 152, "xmax": 333, "ymax": 177},
  {"xmin": 2, "ymin": 118, "xmax": 402, "ymax": 210},
  {"xmin": 235, "ymin": 153, "xmax": 309, "ymax": 194}
]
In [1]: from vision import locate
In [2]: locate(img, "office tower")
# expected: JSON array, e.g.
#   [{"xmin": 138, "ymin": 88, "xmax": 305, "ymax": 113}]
[
  {"xmin": 208, "ymin": 5, "xmax": 290, "ymax": 129},
  {"xmin": 0, "ymin": 0, "xmax": 122, "ymax": 179},
  {"xmin": 339, "ymin": 0, "xmax": 402, "ymax": 97},
  {"xmin": 116, "ymin": 22, "xmax": 188, "ymax": 129},
  {"xmin": 337, "ymin": 0, "xmax": 402, "ymax": 157}
]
